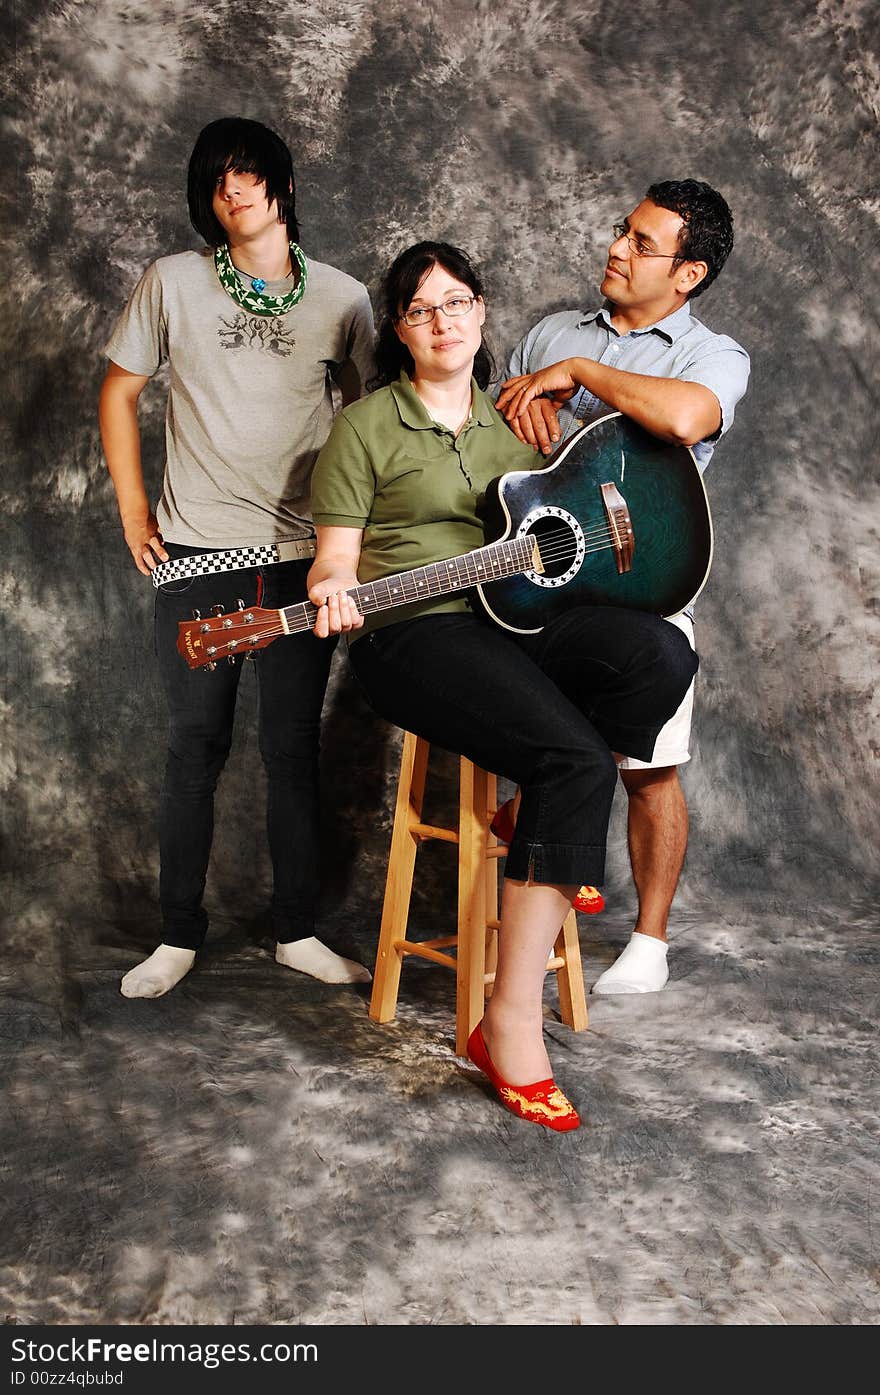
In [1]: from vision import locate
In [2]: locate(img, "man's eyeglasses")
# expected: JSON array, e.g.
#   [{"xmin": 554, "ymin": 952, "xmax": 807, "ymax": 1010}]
[
  {"xmin": 400, "ymin": 295, "xmax": 476, "ymax": 327},
  {"xmin": 611, "ymin": 223, "xmax": 680, "ymax": 260}
]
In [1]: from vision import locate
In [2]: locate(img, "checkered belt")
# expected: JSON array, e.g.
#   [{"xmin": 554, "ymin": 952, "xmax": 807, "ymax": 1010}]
[{"xmin": 151, "ymin": 537, "xmax": 316, "ymax": 589}]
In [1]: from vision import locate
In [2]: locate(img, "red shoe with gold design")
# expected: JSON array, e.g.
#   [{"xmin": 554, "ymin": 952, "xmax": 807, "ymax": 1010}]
[
  {"xmin": 466, "ymin": 1023, "xmax": 581, "ymax": 1132},
  {"xmin": 573, "ymin": 884, "xmax": 605, "ymax": 914},
  {"xmin": 489, "ymin": 798, "xmax": 516, "ymax": 845}
]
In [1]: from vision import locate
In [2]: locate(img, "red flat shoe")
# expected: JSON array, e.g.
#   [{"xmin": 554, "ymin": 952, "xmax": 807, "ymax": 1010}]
[
  {"xmin": 573, "ymin": 884, "xmax": 605, "ymax": 914},
  {"xmin": 489, "ymin": 798, "xmax": 516, "ymax": 845},
  {"xmin": 467, "ymin": 1023, "xmax": 581, "ymax": 1132}
]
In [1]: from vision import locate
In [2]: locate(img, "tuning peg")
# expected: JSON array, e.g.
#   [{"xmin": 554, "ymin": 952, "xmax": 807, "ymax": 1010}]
[
  {"xmin": 244, "ymin": 651, "xmax": 256, "ymax": 661},
  {"xmin": 205, "ymin": 662, "xmax": 217, "ymax": 672},
  {"xmin": 211, "ymin": 604, "xmax": 224, "ymax": 616},
  {"xmin": 191, "ymin": 608, "xmax": 201, "ymax": 620},
  {"xmin": 237, "ymin": 598, "xmax": 246, "ymax": 610},
  {"xmin": 227, "ymin": 656, "xmax": 237, "ymax": 666}
]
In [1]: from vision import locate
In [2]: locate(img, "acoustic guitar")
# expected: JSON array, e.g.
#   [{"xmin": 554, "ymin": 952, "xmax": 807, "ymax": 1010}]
[{"xmin": 177, "ymin": 412, "xmax": 713, "ymax": 670}]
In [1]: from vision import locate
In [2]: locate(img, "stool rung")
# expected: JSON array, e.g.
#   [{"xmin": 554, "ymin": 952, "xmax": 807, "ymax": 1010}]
[
  {"xmin": 482, "ymin": 952, "xmax": 561, "ymax": 986},
  {"xmin": 412, "ymin": 822, "xmax": 459, "ymax": 844},
  {"xmin": 394, "ymin": 940, "xmax": 458, "ymax": 970}
]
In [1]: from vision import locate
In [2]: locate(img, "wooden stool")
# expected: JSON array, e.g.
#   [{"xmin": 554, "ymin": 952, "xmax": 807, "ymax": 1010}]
[{"xmin": 369, "ymin": 731, "xmax": 589, "ymax": 1055}]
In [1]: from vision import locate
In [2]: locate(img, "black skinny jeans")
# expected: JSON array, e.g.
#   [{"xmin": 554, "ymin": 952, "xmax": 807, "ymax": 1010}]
[
  {"xmin": 349, "ymin": 606, "xmax": 698, "ymax": 888},
  {"xmin": 154, "ymin": 546, "xmax": 335, "ymax": 950}
]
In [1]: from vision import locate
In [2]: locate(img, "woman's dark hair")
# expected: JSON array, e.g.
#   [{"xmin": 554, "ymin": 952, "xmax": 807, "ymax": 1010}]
[
  {"xmin": 372, "ymin": 241, "xmax": 495, "ymax": 389},
  {"xmin": 646, "ymin": 179, "xmax": 733, "ymax": 298},
  {"xmin": 187, "ymin": 117, "xmax": 299, "ymax": 248}
]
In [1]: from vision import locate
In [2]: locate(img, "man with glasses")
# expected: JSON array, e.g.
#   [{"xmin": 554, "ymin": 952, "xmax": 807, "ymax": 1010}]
[{"xmin": 496, "ymin": 179, "xmax": 750, "ymax": 996}]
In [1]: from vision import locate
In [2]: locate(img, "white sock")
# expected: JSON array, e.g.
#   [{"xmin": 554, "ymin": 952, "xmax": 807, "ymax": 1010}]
[
  {"xmin": 275, "ymin": 936, "xmax": 372, "ymax": 985},
  {"xmin": 121, "ymin": 944, "xmax": 196, "ymax": 999},
  {"xmin": 591, "ymin": 931, "xmax": 669, "ymax": 995}
]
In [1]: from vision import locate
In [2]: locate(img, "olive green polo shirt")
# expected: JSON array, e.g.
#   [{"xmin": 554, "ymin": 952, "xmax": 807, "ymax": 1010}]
[{"xmin": 311, "ymin": 371, "xmax": 536, "ymax": 636}]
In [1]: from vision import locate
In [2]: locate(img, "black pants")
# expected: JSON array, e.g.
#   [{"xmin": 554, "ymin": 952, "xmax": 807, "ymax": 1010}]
[
  {"xmin": 349, "ymin": 607, "xmax": 698, "ymax": 888},
  {"xmin": 154, "ymin": 547, "xmax": 335, "ymax": 950}
]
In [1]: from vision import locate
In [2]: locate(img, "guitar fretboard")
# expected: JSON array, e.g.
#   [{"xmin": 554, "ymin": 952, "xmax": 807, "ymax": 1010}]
[{"xmin": 280, "ymin": 535, "xmax": 539, "ymax": 635}]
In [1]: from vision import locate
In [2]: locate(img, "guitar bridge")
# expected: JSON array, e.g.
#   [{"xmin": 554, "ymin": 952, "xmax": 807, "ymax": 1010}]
[{"xmin": 600, "ymin": 482, "xmax": 634, "ymax": 574}]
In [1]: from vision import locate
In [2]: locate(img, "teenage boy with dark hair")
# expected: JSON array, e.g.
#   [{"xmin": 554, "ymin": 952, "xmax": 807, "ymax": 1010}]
[
  {"xmin": 496, "ymin": 179, "xmax": 750, "ymax": 996},
  {"xmin": 99, "ymin": 116, "xmax": 375, "ymax": 998}
]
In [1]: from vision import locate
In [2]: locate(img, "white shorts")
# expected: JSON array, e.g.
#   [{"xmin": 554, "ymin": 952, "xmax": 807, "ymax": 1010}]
[{"xmin": 616, "ymin": 613, "xmax": 695, "ymax": 770}]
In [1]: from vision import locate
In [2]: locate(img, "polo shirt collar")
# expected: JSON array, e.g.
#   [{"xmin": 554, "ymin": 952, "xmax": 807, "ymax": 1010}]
[
  {"xmin": 578, "ymin": 301, "xmax": 692, "ymax": 344},
  {"xmin": 389, "ymin": 371, "xmax": 495, "ymax": 430}
]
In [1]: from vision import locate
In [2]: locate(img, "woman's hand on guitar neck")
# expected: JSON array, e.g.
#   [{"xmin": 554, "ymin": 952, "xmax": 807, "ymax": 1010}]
[
  {"xmin": 308, "ymin": 574, "xmax": 363, "ymax": 638},
  {"xmin": 308, "ymin": 526, "xmax": 365, "ymax": 637}
]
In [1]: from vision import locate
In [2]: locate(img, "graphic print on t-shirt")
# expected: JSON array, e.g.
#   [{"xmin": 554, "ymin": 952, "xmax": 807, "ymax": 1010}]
[{"xmin": 218, "ymin": 312, "xmax": 296, "ymax": 357}]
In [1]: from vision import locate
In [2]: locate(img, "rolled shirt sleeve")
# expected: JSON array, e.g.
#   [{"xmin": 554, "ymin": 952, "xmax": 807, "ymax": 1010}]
[
  {"xmin": 311, "ymin": 414, "xmax": 376, "ymax": 527},
  {"xmin": 103, "ymin": 262, "xmax": 167, "ymax": 377},
  {"xmin": 678, "ymin": 335, "xmax": 750, "ymax": 440}
]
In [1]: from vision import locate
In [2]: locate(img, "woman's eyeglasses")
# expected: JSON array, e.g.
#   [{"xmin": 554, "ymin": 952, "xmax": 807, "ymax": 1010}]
[{"xmin": 400, "ymin": 295, "xmax": 476, "ymax": 327}]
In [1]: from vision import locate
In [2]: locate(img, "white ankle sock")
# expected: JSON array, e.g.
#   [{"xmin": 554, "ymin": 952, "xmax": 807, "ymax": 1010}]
[
  {"xmin": 121, "ymin": 944, "xmax": 195, "ymax": 999},
  {"xmin": 591, "ymin": 931, "xmax": 669, "ymax": 995},
  {"xmin": 275, "ymin": 936, "xmax": 372, "ymax": 985}
]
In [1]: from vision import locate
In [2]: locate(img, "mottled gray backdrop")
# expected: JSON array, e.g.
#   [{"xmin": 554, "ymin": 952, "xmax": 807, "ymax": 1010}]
[{"xmin": 2, "ymin": 0, "xmax": 878, "ymax": 1326}]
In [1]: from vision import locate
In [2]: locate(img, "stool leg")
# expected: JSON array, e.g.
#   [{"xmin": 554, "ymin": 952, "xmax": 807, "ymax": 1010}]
[
  {"xmin": 554, "ymin": 909, "xmax": 589, "ymax": 1032},
  {"xmin": 484, "ymin": 772, "xmax": 499, "ymax": 995},
  {"xmin": 456, "ymin": 757, "xmax": 489, "ymax": 1056},
  {"xmin": 369, "ymin": 733, "xmax": 429, "ymax": 1026}
]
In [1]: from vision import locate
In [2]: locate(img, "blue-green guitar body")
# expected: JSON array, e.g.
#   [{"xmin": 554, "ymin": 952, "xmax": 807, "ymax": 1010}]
[{"xmin": 476, "ymin": 412, "xmax": 713, "ymax": 633}]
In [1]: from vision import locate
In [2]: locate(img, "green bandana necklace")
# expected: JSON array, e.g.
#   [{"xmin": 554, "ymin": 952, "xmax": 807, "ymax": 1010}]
[{"xmin": 214, "ymin": 241, "xmax": 308, "ymax": 316}]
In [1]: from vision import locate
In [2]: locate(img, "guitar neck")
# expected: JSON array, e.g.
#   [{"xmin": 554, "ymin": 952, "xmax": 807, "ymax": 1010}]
[{"xmin": 280, "ymin": 535, "xmax": 540, "ymax": 635}]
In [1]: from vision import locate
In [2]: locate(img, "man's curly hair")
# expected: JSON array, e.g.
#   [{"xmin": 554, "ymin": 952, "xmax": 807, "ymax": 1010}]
[{"xmin": 647, "ymin": 179, "xmax": 734, "ymax": 297}]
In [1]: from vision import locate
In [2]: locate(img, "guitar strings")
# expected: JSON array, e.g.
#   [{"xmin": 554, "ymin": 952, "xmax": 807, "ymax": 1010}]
[
  {"xmin": 523, "ymin": 522, "xmax": 619, "ymax": 547},
  {"xmin": 533, "ymin": 531, "xmax": 619, "ymax": 556},
  {"xmin": 531, "ymin": 534, "xmax": 616, "ymax": 558}
]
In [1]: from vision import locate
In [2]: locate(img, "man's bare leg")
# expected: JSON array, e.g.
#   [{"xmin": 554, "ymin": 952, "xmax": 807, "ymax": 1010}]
[{"xmin": 591, "ymin": 765, "xmax": 687, "ymax": 994}]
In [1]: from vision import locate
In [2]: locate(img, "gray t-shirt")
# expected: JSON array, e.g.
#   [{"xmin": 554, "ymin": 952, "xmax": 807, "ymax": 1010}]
[{"xmin": 104, "ymin": 248, "xmax": 375, "ymax": 547}]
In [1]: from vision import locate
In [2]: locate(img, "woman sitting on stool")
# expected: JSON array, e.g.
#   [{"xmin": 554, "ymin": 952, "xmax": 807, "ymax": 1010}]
[{"xmin": 306, "ymin": 242, "xmax": 697, "ymax": 1132}]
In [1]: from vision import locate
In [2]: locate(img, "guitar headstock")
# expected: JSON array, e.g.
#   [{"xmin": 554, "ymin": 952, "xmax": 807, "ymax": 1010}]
[{"xmin": 177, "ymin": 605, "xmax": 284, "ymax": 670}]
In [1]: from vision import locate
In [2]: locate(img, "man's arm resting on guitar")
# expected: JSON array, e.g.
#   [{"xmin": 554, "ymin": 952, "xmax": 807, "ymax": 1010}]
[
  {"xmin": 99, "ymin": 362, "xmax": 170, "ymax": 574},
  {"xmin": 497, "ymin": 357, "xmax": 721, "ymax": 451},
  {"xmin": 307, "ymin": 525, "xmax": 365, "ymax": 637}
]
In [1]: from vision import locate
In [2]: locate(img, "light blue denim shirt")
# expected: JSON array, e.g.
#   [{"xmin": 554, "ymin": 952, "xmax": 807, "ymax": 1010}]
[{"xmin": 504, "ymin": 302, "xmax": 750, "ymax": 473}]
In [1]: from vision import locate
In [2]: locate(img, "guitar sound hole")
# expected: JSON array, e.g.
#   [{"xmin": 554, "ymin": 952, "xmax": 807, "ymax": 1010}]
[{"xmin": 526, "ymin": 516, "xmax": 578, "ymax": 579}]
